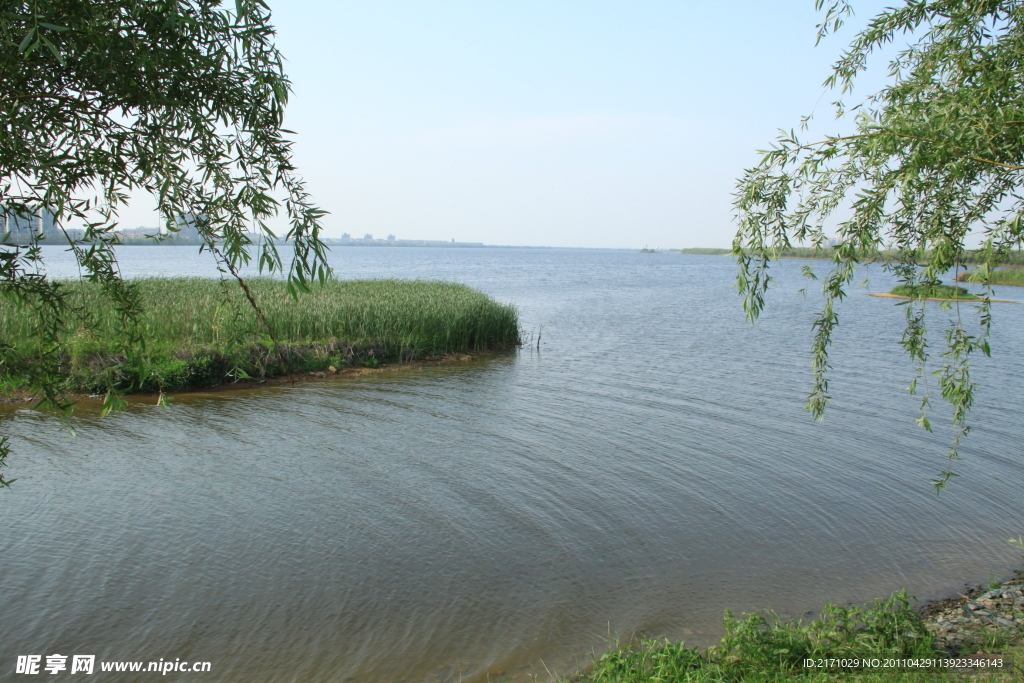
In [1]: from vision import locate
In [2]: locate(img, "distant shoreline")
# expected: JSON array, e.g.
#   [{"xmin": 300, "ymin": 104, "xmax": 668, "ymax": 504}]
[{"xmin": 23, "ymin": 239, "xmax": 564, "ymax": 249}]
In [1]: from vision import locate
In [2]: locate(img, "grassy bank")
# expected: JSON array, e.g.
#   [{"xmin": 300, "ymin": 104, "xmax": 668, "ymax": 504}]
[
  {"xmin": 956, "ymin": 267, "xmax": 1024, "ymax": 287},
  {"xmin": 0, "ymin": 278, "xmax": 520, "ymax": 394},
  {"xmin": 672, "ymin": 247, "xmax": 1024, "ymax": 266},
  {"xmin": 889, "ymin": 284, "xmax": 978, "ymax": 300},
  {"xmin": 566, "ymin": 591, "xmax": 1024, "ymax": 683}
]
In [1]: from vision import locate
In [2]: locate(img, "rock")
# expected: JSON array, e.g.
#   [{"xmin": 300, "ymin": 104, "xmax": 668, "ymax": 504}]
[
  {"xmin": 328, "ymin": 366, "xmax": 337, "ymax": 373},
  {"xmin": 988, "ymin": 615, "xmax": 1018, "ymax": 629},
  {"xmin": 963, "ymin": 601, "xmax": 984, "ymax": 612}
]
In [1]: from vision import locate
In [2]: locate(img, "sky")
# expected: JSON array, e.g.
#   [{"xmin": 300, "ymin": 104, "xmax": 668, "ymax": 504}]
[{"xmin": 128, "ymin": 0, "xmax": 897, "ymax": 249}]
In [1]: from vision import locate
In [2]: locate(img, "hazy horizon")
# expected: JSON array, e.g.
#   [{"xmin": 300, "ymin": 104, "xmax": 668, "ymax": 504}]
[{"xmin": 113, "ymin": 1, "xmax": 897, "ymax": 250}]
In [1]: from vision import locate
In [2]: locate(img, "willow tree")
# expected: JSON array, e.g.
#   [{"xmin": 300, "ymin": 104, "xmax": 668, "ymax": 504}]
[
  {"xmin": 0, "ymin": 0, "xmax": 330, "ymax": 486},
  {"xmin": 734, "ymin": 0, "xmax": 1024, "ymax": 488}
]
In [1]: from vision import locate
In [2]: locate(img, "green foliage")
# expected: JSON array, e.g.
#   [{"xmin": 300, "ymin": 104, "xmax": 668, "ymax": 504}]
[
  {"xmin": 733, "ymin": 0, "xmax": 1024, "ymax": 487},
  {"xmin": 889, "ymin": 284, "xmax": 976, "ymax": 300},
  {"xmin": 0, "ymin": 278, "xmax": 521, "ymax": 393},
  {"xmin": 0, "ymin": 1, "xmax": 331, "ymax": 485},
  {"xmin": 958, "ymin": 267, "xmax": 1024, "ymax": 287},
  {"xmin": 571, "ymin": 592, "xmax": 938, "ymax": 683}
]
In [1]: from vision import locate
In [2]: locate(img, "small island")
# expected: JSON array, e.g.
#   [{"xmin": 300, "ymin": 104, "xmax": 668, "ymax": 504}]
[
  {"xmin": 869, "ymin": 283, "xmax": 1019, "ymax": 303},
  {"xmin": 887, "ymin": 283, "xmax": 979, "ymax": 300},
  {"xmin": 1, "ymin": 278, "xmax": 521, "ymax": 396}
]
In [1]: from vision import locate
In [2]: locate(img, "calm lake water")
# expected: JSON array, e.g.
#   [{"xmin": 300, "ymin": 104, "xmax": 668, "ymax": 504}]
[{"xmin": 3, "ymin": 246, "xmax": 1024, "ymax": 682}]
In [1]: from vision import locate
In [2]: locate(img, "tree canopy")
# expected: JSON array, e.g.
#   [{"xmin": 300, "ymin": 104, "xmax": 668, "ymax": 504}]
[
  {"xmin": 734, "ymin": 0, "xmax": 1024, "ymax": 488},
  {"xmin": 0, "ymin": 0, "xmax": 330, "ymax": 486}
]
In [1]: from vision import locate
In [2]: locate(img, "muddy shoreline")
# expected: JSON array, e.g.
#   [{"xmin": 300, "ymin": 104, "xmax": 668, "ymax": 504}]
[{"xmin": 0, "ymin": 350, "xmax": 494, "ymax": 407}]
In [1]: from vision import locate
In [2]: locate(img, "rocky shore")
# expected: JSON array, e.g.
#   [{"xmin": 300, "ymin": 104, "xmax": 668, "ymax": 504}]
[{"xmin": 920, "ymin": 569, "xmax": 1024, "ymax": 654}]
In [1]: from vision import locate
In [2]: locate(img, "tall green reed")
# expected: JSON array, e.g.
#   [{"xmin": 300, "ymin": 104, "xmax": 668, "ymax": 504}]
[{"xmin": 0, "ymin": 278, "xmax": 520, "ymax": 392}]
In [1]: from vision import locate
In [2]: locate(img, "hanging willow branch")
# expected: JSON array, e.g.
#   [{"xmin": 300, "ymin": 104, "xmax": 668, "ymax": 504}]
[
  {"xmin": 0, "ymin": 0, "xmax": 331, "ymax": 486},
  {"xmin": 735, "ymin": 0, "xmax": 1024, "ymax": 489}
]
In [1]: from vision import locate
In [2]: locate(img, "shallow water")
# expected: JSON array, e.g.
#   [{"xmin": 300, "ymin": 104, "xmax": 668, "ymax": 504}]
[{"xmin": 3, "ymin": 246, "xmax": 1023, "ymax": 682}]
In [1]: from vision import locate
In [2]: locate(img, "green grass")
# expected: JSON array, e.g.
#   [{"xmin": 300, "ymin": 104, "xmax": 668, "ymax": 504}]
[
  {"xmin": 889, "ymin": 284, "xmax": 978, "ymax": 300},
  {"xmin": 565, "ymin": 592, "xmax": 1024, "ymax": 683},
  {"xmin": 0, "ymin": 277, "xmax": 520, "ymax": 394},
  {"xmin": 956, "ymin": 267, "xmax": 1024, "ymax": 287}
]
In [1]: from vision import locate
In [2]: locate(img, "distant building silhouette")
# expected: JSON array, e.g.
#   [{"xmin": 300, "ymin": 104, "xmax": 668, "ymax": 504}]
[
  {"xmin": 40, "ymin": 209, "xmax": 60, "ymax": 240},
  {"xmin": 173, "ymin": 213, "xmax": 212, "ymax": 240},
  {"xmin": 2, "ymin": 206, "xmax": 61, "ymax": 241},
  {"xmin": 120, "ymin": 226, "xmax": 162, "ymax": 240},
  {"xmin": 2, "ymin": 207, "xmax": 35, "ymax": 240},
  {"xmin": 173, "ymin": 213, "xmax": 203, "ymax": 240}
]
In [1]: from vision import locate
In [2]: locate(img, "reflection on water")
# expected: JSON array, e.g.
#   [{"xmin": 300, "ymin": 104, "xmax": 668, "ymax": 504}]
[{"xmin": 2, "ymin": 247, "xmax": 1023, "ymax": 682}]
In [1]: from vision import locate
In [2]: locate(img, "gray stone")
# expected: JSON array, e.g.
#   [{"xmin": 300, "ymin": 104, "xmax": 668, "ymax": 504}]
[{"xmin": 987, "ymin": 615, "xmax": 1018, "ymax": 630}]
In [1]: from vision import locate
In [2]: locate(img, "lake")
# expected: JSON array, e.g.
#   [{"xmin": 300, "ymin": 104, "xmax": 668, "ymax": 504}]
[{"xmin": 2, "ymin": 246, "xmax": 1023, "ymax": 682}]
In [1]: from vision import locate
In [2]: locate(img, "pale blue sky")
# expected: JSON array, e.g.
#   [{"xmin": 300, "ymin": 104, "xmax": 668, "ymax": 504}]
[{"xmin": 130, "ymin": 1, "xmax": 896, "ymax": 248}]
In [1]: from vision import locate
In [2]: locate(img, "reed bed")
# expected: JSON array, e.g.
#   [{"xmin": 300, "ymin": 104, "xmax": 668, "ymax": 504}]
[
  {"xmin": 889, "ymin": 284, "xmax": 977, "ymax": 300},
  {"xmin": 0, "ymin": 278, "xmax": 520, "ymax": 393},
  {"xmin": 956, "ymin": 267, "xmax": 1024, "ymax": 287}
]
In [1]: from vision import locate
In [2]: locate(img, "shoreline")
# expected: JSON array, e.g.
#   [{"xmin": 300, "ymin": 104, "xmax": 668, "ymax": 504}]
[
  {"xmin": 869, "ymin": 292, "xmax": 1019, "ymax": 304},
  {"xmin": 0, "ymin": 350, "xmax": 501, "ymax": 407},
  {"xmin": 955, "ymin": 268, "xmax": 1024, "ymax": 288},
  {"xmin": 569, "ymin": 566, "xmax": 1024, "ymax": 682},
  {"xmin": 918, "ymin": 567, "xmax": 1024, "ymax": 654}
]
